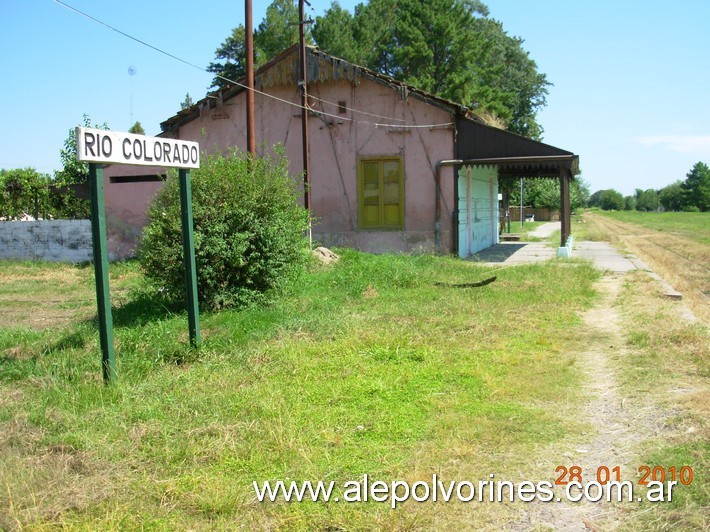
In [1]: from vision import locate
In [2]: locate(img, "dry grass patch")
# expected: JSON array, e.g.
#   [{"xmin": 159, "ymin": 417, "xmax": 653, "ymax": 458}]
[
  {"xmin": 583, "ymin": 211, "xmax": 710, "ymax": 325},
  {"xmin": 0, "ymin": 406, "xmax": 119, "ymax": 530},
  {"xmin": 0, "ymin": 261, "xmax": 142, "ymax": 330},
  {"xmin": 613, "ymin": 270, "xmax": 709, "ymax": 530},
  {"xmin": 0, "ymin": 263, "xmax": 94, "ymax": 330}
]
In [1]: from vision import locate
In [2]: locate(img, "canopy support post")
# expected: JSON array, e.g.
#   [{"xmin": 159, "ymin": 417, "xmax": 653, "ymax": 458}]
[{"xmin": 559, "ymin": 169, "xmax": 571, "ymax": 247}]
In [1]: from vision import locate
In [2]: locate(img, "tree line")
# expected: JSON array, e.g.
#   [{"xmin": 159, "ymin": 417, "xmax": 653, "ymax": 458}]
[
  {"xmin": 588, "ymin": 162, "xmax": 709, "ymax": 213},
  {"xmin": 504, "ymin": 177, "xmax": 591, "ymax": 213},
  {"xmin": 0, "ymin": 116, "xmax": 93, "ymax": 220}
]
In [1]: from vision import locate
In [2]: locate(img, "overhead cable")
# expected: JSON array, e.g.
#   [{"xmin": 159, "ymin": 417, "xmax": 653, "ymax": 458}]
[{"xmin": 54, "ymin": 0, "xmax": 455, "ymax": 130}]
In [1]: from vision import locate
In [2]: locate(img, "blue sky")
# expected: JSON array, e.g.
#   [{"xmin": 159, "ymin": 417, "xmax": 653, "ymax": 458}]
[{"xmin": 1, "ymin": 0, "xmax": 708, "ymax": 195}]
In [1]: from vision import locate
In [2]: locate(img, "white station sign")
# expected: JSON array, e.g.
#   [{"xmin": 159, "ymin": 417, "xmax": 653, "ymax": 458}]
[{"xmin": 76, "ymin": 127, "xmax": 200, "ymax": 168}]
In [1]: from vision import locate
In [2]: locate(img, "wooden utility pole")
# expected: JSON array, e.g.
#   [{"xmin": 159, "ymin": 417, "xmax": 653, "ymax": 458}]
[
  {"xmin": 298, "ymin": 0, "xmax": 310, "ymax": 211},
  {"xmin": 245, "ymin": 0, "xmax": 256, "ymax": 155}
]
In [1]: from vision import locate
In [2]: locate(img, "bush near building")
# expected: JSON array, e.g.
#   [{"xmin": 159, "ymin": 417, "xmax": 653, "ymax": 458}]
[{"xmin": 139, "ymin": 148, "xmax": 311, "ymax": 311}]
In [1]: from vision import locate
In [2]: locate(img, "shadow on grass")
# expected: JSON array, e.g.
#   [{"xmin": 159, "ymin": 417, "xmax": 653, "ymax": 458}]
[
  {"xmin": 80, "ymin": 290, "xmax": 185, "ymax": 330},
  {"xmin": 110, "ymin": 292, "xmax": 185, "ymax": 328},
  {"xmin": 49, "ymin": 331, "xmax": 87, "ymax": 351}
]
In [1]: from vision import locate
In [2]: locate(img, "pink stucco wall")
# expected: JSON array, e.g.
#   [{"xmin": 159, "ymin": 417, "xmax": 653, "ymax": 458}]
[
  {"xmin": 104, "ymin": 66, "xmax": 457, "ymax": 258},
  {"xmin": 101, "ymin": 163, "xmax": 165, "ymax": 259}
]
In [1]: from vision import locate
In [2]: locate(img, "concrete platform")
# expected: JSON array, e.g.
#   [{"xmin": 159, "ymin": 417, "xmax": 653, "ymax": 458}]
[
  {"xmin": 469, "ymin": 242, "xmax": 556, "ymax": 264},
  {"xmin": 468, "ymin": 239, "xmax": 688, "ymax": 312},
  {"xmin": 573, "ymin": 241, "xmax": 638, "ymax": 273},
  {"xmin": 469, "ymin": 240, "xmax": 642, "ymax": 274}
]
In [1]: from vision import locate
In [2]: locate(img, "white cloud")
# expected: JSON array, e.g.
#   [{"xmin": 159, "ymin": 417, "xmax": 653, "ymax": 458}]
[{"xmin": 631, "ymin": 134, "xmax": 710, "ymax": 154}]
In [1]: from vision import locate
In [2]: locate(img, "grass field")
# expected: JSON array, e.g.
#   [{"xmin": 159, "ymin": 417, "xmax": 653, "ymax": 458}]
[
  {"xmin": 1, "ymin": 253, "xmax": 601, "ymax": 529},
  {"xmin": 613, "ymin": 270, "xmax": 709, "ymax": 530},
  {"xmin": 593, "ymin": 210, "xmax": 710, "ymax": 246},
  {"xmin": 0, "ymin": 237, "xmax": 707, "ymax": 529}
]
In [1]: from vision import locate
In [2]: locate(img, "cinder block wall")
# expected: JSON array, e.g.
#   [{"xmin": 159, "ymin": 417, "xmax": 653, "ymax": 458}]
[{"xmin": 0, "ymin": 220, "xmax": 93, "ymax": 262}]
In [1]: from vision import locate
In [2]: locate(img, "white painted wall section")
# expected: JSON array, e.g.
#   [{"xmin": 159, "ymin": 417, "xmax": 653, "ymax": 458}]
[
  {"xmin": 457, "ymin": 165, "xmax": 499, "ymax": 257},
  {"xmin": 0, "ymin": 220, "xmax": 93, "ymax": 262}
]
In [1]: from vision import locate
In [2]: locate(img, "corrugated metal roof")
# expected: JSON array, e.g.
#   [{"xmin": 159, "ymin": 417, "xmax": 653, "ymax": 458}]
[{"xmin": 456, "ymin": 117, "xmax": 579, "ymax": 177}]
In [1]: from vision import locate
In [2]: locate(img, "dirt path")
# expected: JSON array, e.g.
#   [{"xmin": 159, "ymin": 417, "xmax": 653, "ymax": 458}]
[
  {"xmin": 510, "ymin": 273, "xmax": 671, "ymax": 530},
  {"xmin": 528, "ymin": 221, "xmax": 561, "ymax": 239}
]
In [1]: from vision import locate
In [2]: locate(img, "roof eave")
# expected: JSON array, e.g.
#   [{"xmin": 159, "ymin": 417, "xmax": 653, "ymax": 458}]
[{"xmin": 161, "ymin": 45, "xmax": 485, "ymax": 133}]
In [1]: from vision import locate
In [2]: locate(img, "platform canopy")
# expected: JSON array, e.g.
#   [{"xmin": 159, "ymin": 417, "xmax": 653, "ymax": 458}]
[
  {"xmin": 455, "ymin": 117, "xmax": 579, "ymax": 247},
  {"xmin": 456, "ymin": 118, "xmax": 579, "ymax": 178}
]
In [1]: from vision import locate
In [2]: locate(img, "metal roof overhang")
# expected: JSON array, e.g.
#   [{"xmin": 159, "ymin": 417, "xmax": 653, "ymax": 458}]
[{"xmin": 455, "ymin": 117, "xmax": 579, "ymax": 178}]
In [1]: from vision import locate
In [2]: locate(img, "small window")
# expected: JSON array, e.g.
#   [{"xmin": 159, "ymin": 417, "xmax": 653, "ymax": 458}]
[
  {"xmin": 338, "ymin": 101, "xmax": 347, "ymax": 114},
  {"xmin": 357, "ymin": 156, "xmax": 404, "ymax": 229}
]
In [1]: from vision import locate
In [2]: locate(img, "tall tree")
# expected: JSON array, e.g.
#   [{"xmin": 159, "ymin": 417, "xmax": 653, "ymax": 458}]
[
  {"xmin": 387, "ymin": 0, "xmax": 479, "ymax": 97},
  {"xmin": 681, "ymin": 161, "xmax": 710, "ymax": 212},
  {"xmin": 469, "ymin": 18, "xmax": 549, "ymax": 138},
  {"xmin": 587, "ymin": 189, "xmax": 605, "ymax": 208},
  {"xmin": 254, "ymin": 0, "xmax": 303, "ymax": 60},
  {"xmin": 207, "ymin": 25, "xmax": 248, "ymax": 87},
  {"xmin": 310, "ymin": 2, "xmax": 358, "ymax": 62},
  {"xmin": 507, "ymin": 177, "xmax": 589, "ymax": 211},
  {"xmin": 207, "ymin": 0, "xmax": 312, "ymax": 89},
  {"xmin": 180, "ymin": 93, "xmax": 195, "ymax": 110},
  {"xmin": 0, "ymin": 168, "xmax": 51, "ymax": 220},
  {"xmin": 658, "ymin": 181, "xmax": 684, "ymax": 212},
  {"xmin": 129, "ymin": 121, "xmax": 145, "ymax": 135},
  {"xmin": 634, "ymin": 188, "xmax": 659, "ymax": 212},
  {"xmin": 313, "ymin": 0, "xmax": 549, "ymax": 138},
  {"xmin": 599, "ymin": 189, "xmax": 624, "ymax": 211}
]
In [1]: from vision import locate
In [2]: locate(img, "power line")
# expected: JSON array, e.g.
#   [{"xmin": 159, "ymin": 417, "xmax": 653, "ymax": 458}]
[
  {"xmin": 54, "ymin": 0, "xmax": 455, "ymax": 130},
  {"xmin": 54, "ymin": 0, "xmax": 206, "ymax": 73},
  {"xmin": 305, "ymin": 93, "xmax": 406, "ymax": 123}
]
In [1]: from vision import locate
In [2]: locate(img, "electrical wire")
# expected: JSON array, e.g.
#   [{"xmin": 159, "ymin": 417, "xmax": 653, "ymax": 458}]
[
  {"xmin": 54, "ymin": 0, "xmax": 455, "ymax": 130},
  {"xmin": 306, "ymin": 93, "xmax": 407, "ymax": 123},
  {"xmin": 54, "ymin": 0, "xmax": 206, "ymax": 74}
]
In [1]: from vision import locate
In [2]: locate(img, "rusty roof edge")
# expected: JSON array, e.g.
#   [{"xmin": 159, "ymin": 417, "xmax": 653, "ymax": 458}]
[
  {"xmin": 482, "ymin": 155, "xmax": 581, "ymax": 177},
  {"xmin": 160, "ymin": 45, "xmax": 302, "ymax": 133},
  {"xmin": 161, "ymin": 45, "xmax": 487, "ymax": 133},
  {"xmin": 306, "ymin": 47, "xmax": 481, "ymax": 121}
]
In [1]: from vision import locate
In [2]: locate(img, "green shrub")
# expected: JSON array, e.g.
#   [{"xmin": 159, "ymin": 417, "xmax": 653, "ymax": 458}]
[
  {"xmin": 139, "ymin": 148, "xmax": 310, "ymax": 310},
  {"xmin": 681, "ymin": 205, "xmax": 700, "ymax": 213}
]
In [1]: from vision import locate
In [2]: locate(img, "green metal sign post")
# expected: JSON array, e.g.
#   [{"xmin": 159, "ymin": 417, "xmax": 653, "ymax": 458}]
[
  {"xmin": 78, "ymin": 127, "xmax": 201, "ymax": 384},
  {"xmin": 179, "ymin": 169, "xmax": 201, "ymax": 347},
  {"xmin": 89, "ymin": 163, "xmax": 116, "ymax": 384}
]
